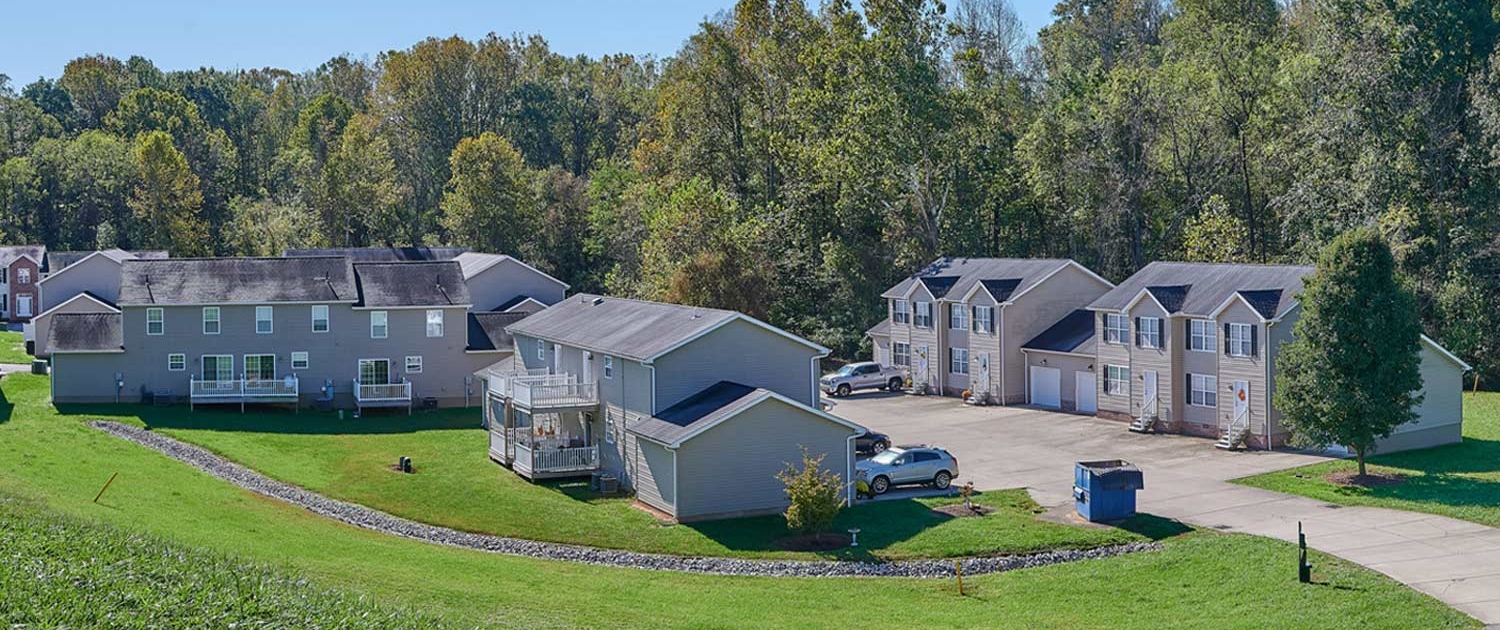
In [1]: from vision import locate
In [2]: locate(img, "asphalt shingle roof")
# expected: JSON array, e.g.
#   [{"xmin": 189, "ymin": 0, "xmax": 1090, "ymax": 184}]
[
  {"xmin": 0, "ymin": 245, "xmax": 45, "ymax": 268},
  {"xmin": 48, "ymin": 312, "xmax": 122, "ymax": 352},
  {"xmin": 353, "ymin": 261, "xmax": 471, "ymax": 307},
  {"xmin": 881, "ymin": 258, "xmax": 1081, "ymax": 303},
  {"xmin": 1021, "ymin": 309, "xmax": 1096, "ymax": 355},
  {"xmin": 1088, "ymin": 262, "xmax": 1313, "ymax": 319},
  {"xmin": 467, "ymin": 311, "xmax": 528, "ymax": 351},
  {"xmin": 282, "ymin": 246, "xmax": 469, "ymax": 261},
  {"xmin": 628, "ymin": 381, "xmax": 764, "ymax": 445},
  {"xmin": 505, "ymin": 294, "xmax": 740, "ymax": 362},
  {"xmin": 865, "ymin": 318, "xmax": 892, "ymax": 337},
  {"xmin": 118, "ymin": 257, "xmax": 358, "ymax": 305},
  {"xmin": 44, "ymin": 249, "xmax": 169, "ymax": 272}
]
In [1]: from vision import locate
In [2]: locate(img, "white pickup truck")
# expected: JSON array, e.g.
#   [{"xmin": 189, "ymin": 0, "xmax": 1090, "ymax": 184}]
[{"xmin": 820, "ymin": 361, "xmax": 906, "ymax": 397}]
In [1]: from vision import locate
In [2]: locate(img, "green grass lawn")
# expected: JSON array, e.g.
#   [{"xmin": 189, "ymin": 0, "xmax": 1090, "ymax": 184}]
[
  {"xmin": 131, "ymin": 405, "xmax": 1141, "ymax": 560},
  {"xmin": 0, "ymin": 374, "xmax": 1479, "ymax": 629},
  {"xmin": 1236, "ymin": 391, "xmax": 1500, "ymax": 527},
  {"xmin": 0, "ymin": 330, "xmax": 30, "ymax": 364}
]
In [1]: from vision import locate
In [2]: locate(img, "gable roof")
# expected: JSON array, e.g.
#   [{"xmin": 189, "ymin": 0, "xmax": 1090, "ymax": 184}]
[
  {"xmin": 1021, "ymin": 309, "xmax": 1096, "ymax": 355},
  {"xmin": 0, "ymin": 245, "xmax": 45, "ymax": 268},
  {"xmin": 507, "ymin": 294, "xmax": 827, "ymax": 362},
  {"xmin": 467, "ymin": 311, "xmax": 528, "ymax": 352},
  {"xmin": 628, "ymin": 381, "xmax": 861, "ymax": 447},
  {"xmin": 35, "ymin": 291, "xmax": 118, "ymax": 320},
  {"xmin": 282, "ymin": 246, "xmax": 469, "ymax": 261},
  {"xmin": 353, "ymin": 261, "xmax": 471, "ymax": 308},
  {"xmin": 1089, "ymin": 262, "xmax": 1313, "ymax": 319},
  {"xmin": 496, "ymin": 295, "xmax": 548, "ymax": 313},
  {"xmin": 865, "ymin": 318, "xmax": 892, "ymax": 338},
  {"xmin": 882, "ymin": 258, "xmax": 1101, "ymax": 304},
  {"xmin": 118, "ymin": 257, "xmax": 358, "ymax": 306},
  {"xmin": 48, "ymin": 312, "xmax": 123, "ymax": 353},
  {"xmin": 452, "ymin": 252, "xmax": 569, "ymax": 289},
  {"xmin": 39, "ymin": 249, "xmax": 169, "ymax": 280}
]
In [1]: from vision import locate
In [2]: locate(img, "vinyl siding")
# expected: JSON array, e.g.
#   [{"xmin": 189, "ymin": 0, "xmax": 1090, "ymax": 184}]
[
  {"xmin": 1127, "ymin": 300, "xmax": 1173, "ymax": 422},
  {"xmin": 651, "ymin": 318, "xmax": 820, "ymax": 411},
  {"xmin": 1180, "ymin": 318, "xmax": 1219, "ymax": 426},
  {"xmin": 464, "ymin": 259, "xmax": 566, "ymax": 312},
  {"xmin": 904, "ymin": 284, "xmax": 941, "ymax": 391},
  {"xmin": 998, "ymin": 264, "xmax": 1111, "ymax": 404},
  {"xmin": 1023, "ymin": 351, "xmax": 1093, "ymax": 411},
  {"xmin": 50, "ymin": 352, "xmax": 132, "ymax": 402},
  {"xmin": 672, "ymin": 397, "xmax": 855, "ymax": 521},
  {"xmin": 1095, "ymin": 312, "xmax": 1133, "ymax": 415},
  {"xmin": 1264, "ymin": 307, "xmax": 1300, "ymax": 443},
  {"xmin": 944, "ymin": 302, "xmax": 970, "ymax": 392},
  {"xmin": 630, "ymin": 436, "xmax": 676, "ymax": 514},
  {"xmin": 39, "ymin": 255, "xmax": 122, "ymax": 312},
  {"xmin": 1375, "ymin": 342, "xmax": 1465, "ymax": 453},
  {"xmin": 1216, "ymin": 300, "xmax": 1269, "ymax": 435},
  {"xmin": 965, "ymin": 291, "xmax": 1001, "ymax": 397}
]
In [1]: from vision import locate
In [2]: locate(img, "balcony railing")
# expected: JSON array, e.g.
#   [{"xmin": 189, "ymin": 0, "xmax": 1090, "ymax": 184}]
[
  {"xmin": 354, "ymin": 380, "xmax": 412, "ymax": 403},
  {"xmin": 513, "ymin": 442, "xmax": 599, "ymax": 476},
  {"xmin": 487, "ymin": 368, "xmax": 556, "ymax": 398},
  {"xmin": 190, "ymin": 376, "xmax": 299, "ymax": 400},
  {"xmin": 512, "ymin": 379, "xmax": 598, "ymax": 409}
]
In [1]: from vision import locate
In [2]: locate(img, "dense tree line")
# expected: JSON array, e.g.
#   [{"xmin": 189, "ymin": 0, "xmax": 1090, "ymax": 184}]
[{"xmin": 1, "ymin": 0, "xmax": 1498, "ymax": 383}]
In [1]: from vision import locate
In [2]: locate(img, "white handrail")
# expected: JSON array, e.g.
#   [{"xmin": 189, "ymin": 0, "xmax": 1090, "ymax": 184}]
[
  {"xmin": 512, "ymin": 380, "xmax": 597, "ymax": 408},
  {"xmin": 354, "ymin": 379, "xmax": 411, "ymax": 402},
  {"xmin": 191, "ymin": 376, "xmax": 298, "ymax": 398}
]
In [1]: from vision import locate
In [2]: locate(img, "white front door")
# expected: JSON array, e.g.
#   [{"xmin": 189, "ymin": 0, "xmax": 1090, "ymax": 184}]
[
  {"xmin": 16, "ymin": 295, "xmax": 31, "ymax": 317},
  {"xmin": 977, "ymin": 353, "xmax": 990, "ymax": 394},
  {"xmin": 1029, "ymin": 366, "xmax": 1061, "ymax": 409},
  {"xmin": 1143, "ymin": 370, "xmax": 1158, "ymax": 404},
  {"xmin": 1230, "ymin": 380, "xmax": 1250, "ymax": 427},
  {"xmin": 1075, "ymin": 371, "xmax": 1098, "ymax": 414}
]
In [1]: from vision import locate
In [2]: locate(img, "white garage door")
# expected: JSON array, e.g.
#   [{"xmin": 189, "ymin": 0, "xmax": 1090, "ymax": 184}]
[
  {"xmin": 1030, "ymin": 366, "xmax": 1061, "ymax": 409},
  {"xmin": 1075, "ymin": 372, "xmax": 1097, "ymax": 414}
]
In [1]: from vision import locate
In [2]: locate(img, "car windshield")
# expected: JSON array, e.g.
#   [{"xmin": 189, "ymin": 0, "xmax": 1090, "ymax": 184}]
[
  {"xmin": 870, "ymin": 449, "xmax": 903, "ymax": 465},
  {"xmin": 835, "ymin": 365, "xmax": 858, "ymax": 376}
]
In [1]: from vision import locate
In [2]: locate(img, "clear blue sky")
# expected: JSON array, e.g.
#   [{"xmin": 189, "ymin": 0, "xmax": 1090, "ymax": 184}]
[{"xmin": 2, "ymin": 0, "xmax": 1057, "ymax": 83}]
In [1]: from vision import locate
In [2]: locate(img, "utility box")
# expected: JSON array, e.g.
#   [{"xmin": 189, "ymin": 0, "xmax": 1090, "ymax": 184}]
[{"xmin": 1074, "ymin": 460, "xmax": 1144, "ymax": 522}]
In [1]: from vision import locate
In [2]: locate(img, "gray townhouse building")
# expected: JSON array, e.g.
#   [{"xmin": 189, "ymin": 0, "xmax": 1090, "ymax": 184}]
[
  {"xmin": 47, "ymin": 255, "xmax": 555, "ymax": 411},
  {"xmin": 484, "ymin": 294, "xmax": 862, "ymax": 522}
]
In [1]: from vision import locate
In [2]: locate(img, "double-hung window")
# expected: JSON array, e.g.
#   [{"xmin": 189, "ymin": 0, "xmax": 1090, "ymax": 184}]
[
  {"xmin": 146, "ymin": 308, "xmax": 164, "ymax": 335},
  {"xmin": 311, "ymin": 305, "xmax": 329, "ymax": 333},
  {"xmin": 1189, "ymin": 373, "xmax": 1218, "ymax": 407},
  {"xmin": 167, "ymin": 353, "xmax": 186, "ymax": 371},
  {"xmin": 202, "ymin": 307, "xmax": 220, "ymax": 335},
  {"xmin": 1189, "ymin": 319, "xmax": 1216, "ymax": 352},
  {"xmin": 892, "ymin": 342, "xmax": 911, "ymax": 367},
  {"xmin": 603, "ymin": 356, "xmax": 614, "ymax": 379},
  {"xmin": 370, "ymin": 311, "xmax": 388, "ymax": 339},
  {"xmin": 972, "ymin": 305, "xmax": 993, "ymax": 333},
  {"xmin": 255, "ymin": 306, "xmax": 273, "ymax": 334},
  {"xmin": 405, "ymin": 355, "xmax": 423, "ymax": 373},
  {"xmin": 1104, "ymin": 365, "xmax": 1129, "ymax": 396},
  {"xmin": 914, "ymin": 301, "xmax": 933, "ymax": 328},
  {"xmin": 949, "ymin": 347, "xmax": 969, "ymax": 375},
  {"xmin": 18, "ymin": 269, "xmax": 30, "ymax": 284},
  {"xmin": 291, "ymin": 351, "xmax": 310, "ymax": 370},
  {"xmin": 537, "ymin": 339, "xmax": 546, "ymax": 361},
  {"xmin": 1104, "ymin": 314, "xmax": 1128, "ymax": 344},
  {"xmin": 426, "ymin": 309, "xmax": 444, "ymax": 337},
  {"xmin": 1227, "ymin": 323, "xmax": 1254, "ymax": 357},
  {"xmin": 244, "ymin": 354, "xmax": 275, "ymax": 380},
  {"xmin": 892, "ymin": 300, "xmax": 910, "ymax": 324},
  {"xmin": 949, "ymin": 304, "xmax": 967, "ymax": 330},
  {"xmin": 1137, "ymin": 316, "xmax": 1161, "ymax": 349},
  {"xmin": 201, "ymin": 355, "xmax": 232, "ymax": 382}
]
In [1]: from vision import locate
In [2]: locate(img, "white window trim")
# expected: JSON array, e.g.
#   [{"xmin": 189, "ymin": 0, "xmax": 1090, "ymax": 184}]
[
  {"xmin": 425, "ymin": 309, "xmax": 444, "ymax": 338},
  {"xmin": 201, "ymin": 354, "xmax": 233, "ymax": 381},
  {"xmin": 1104, "ymin": 314, "xmax": 1128, "ymax": 344},
  {"xmin": 893, "ymin": 342, "xmax": 911, "ymax": 367},
  {"xmin": 1189, "ymin": 319, "xmax": 1216, "ymax": 353},
  {"xmin": 1189, "ymin": 373, "xmax": 1218, "ymax": 408},
  {"xmin": 202, "ymin": 307, "xmax": 220, "ymax": 335},
  {"xmin": 405, "ymin": 355, "xmax": 423, "ymax": 373},
  {"xmin": 603, "ymin": 355, "xmax": 614, "ymax": 379},
  {"xmin": 892, "ymin": 299, "xmax": 910, "ymax": 324},
  {"xmin": 1104, "ymin": 364, "xmax": 1129, "ymax": 396},
  {"xmin": 18, "ymin": 268, "xmax": 30, "ymax": 284},
  {"xmin": 291, "ymin": 351, "xmax": 310, "ymax": 370},
  {"xmin": 255, "ymin": 306, "xmax": 273, "ymax": 335},
  {"xmin": 972, "ymin": 305, "xmax": 993, "ymax": 333},
  {"xmin": 167, "ymin": 353, "xmax": 186, "ymax": 371},
  {"xmin": 1228, "ymin": 323, "xmax": 1253, "ymax": 357},
  {"xmin": 949, "ymin": 347, "xmax": 969, "ymax": 375},
  {"xmin": 949, "ymin": 304, "xmax": 967, "ymax": 330},
  {"xmin": 370, "ymin": 311, "xmax": 388, "ymax": 339},
  {"xmin": 243, "ymin": 353, "xmax": 277, "ymax": 380},
  {"xmin": 914, "ymin": 301, "xmax": 933, "ymax": 328},
  {"xmin": 1138, "ymin": 316, "xmax": 1162, "ymax": 349},
  {"xmin": 146, "ymin": 307, "xmax": 164, "ymax": 336},
  {"xmin": 311, "ymin": 305, "xmax": 329, "ymax": 333},
  {"xmin": 537, "ymin": 339, "xmax": 545, "ymax": 361},
  {"xmin": 605, "ymin": 416, "xmax": 616, "ymax": 444}
]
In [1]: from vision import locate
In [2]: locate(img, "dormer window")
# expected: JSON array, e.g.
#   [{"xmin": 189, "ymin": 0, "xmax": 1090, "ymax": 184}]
[
  {"xmin": 1136, "ymin": 317, "xmax": 1161, "ymax": 349},
  {"xmin": 972, "ymin": 305, "xmax": 993, "ymax": 333},
  {"xmin": 892, "ymin": 300, "xmax": 910, "ymax": 324},
  {"xmin": 948, "ymin": 304, "xmax": 967, "ymax": 330},
  {"xmin": 914, "ymin": 301, "xmax": 933, "ymax": 328}
]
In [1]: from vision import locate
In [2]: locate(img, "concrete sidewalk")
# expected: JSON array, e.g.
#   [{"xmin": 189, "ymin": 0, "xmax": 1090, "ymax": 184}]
[{"xmin": 835, "ymin": 394, "xmax": 1500, "ymax": 626}]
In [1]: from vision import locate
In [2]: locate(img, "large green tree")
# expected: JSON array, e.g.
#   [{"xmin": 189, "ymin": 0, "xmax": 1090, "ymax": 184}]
[
  {"xmin": 1274, "ymin": 228, "xmax": 1424, "ymax": 477},
  {"xmin": 439, "ymin": 132, "xmax": 534, "ymax": 254},
  {"xmin": 128, "ymin": 131, "xmax": 208, "ymax": 255}
]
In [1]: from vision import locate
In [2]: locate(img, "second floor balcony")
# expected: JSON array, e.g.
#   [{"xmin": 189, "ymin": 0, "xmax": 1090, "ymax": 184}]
[{"xmin": 488, "ymin": 370, "xmax": 598, "ymax": 411}]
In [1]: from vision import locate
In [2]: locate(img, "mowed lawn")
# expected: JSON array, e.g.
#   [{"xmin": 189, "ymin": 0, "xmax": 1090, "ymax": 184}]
[
  {"xmin": 0, "ymin": 330, "xmax": 30, "ymax": 364},
  {"xmin": 1237, "ymin": 391, "xmax": 1500, "ymax": 527},
  {"xmin": 0, "ymin": 374, "xmax": 1479, "ymax": 629},
  {"xmin": 140, "ymin": 405, "xmax": 1140, "ymax": 560}
]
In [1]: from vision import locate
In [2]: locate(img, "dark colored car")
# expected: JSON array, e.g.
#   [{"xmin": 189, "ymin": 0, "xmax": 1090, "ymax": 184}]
[{"xmin": 854, "ymin": 429, "xmax": 891, "ymax": 455}]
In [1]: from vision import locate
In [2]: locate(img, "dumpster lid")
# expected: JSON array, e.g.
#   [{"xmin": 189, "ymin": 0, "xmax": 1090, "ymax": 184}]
[
  {"xmin": 1077, "ymin": 459, "xmax": 1144, "ymax": 490},
  {"xmin": 1077, "ymin": 459, "xmax": 1139, "ymax": 474}
]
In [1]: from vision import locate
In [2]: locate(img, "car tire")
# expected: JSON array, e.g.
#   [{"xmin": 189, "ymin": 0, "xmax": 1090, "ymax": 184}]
[
  {"xmin": 888, "ymin": 377, "xmax": 903, "ymax": 391},
  {"xmin": 933, "ymin": 471, "xmax": 952, "ymax": 490},
  {"xmin": 871, "ymin": 440, "xmax": 888, "ymax": 454},
  {"xmin": 836, "ymin": 383, "xmax": 851, "ymax": 397},
  {"xmin": 870, "ymin": 475, "xmax": 890, "ymax": 495}
]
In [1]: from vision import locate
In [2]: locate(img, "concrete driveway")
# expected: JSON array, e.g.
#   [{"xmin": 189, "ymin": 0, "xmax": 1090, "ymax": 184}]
[{"xmin": 833, "ymin": 392, "xmax": 1500, "ymax": 626}]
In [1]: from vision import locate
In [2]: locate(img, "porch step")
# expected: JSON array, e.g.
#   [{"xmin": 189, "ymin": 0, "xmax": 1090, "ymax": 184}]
[{"xmin": 1215, "ymin": 428, "xmax": 1249, "ymax": 450}]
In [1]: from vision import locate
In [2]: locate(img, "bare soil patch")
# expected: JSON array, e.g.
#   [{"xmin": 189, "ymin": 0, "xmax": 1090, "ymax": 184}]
[
  {"xmin": 775, "ymin": 532, "xmax": 852, "ymax": 552},
  {"xmin": 1324, "ymin": 470, "xmax": 1406, "ymax": 488},
  {"xmin": 933, "ymin": 504, "xmax": 996, "ymax": 518}
]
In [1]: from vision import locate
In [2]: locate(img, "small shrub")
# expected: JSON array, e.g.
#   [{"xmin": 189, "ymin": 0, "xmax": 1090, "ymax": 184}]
[{"xmin": 776, "ymin": 448, "xmax": 844, "ymax": 533}]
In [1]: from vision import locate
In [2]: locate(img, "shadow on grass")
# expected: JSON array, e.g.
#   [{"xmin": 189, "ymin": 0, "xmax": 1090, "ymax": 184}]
[
  {"xmin": 0, "ymin": 387, "xmax": 12, "ymax": 425},
  {"xmin": 1114, "ymin": 513, "xmax": 1193, "ymax": 540},
  {"xmin": 1370, "ymin": 437, "xmax": 1500, "ymax": 476},
  {"xmin": 56, "ymin": 402, "xmax": 481, "ymax": 435}
]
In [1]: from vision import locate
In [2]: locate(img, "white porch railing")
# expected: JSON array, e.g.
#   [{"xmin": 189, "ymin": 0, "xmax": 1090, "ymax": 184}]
[
  {"xmin": 190, "ymin": 376, "xmax": 299, "ymax": 399},
  {"xmin": 354, "ymin": 380, "xmax": 411, "ymax": 402},
  {"xmin": 513, "ymin": 380, "xmax": 598, "ymax": 409},
  {"xmin": 487, "ymin": 368, "xmax": 550, "ymax": 397},
  {"xmin": 513, "ymin": 442, "xmax": 599, "ymax": 474}
]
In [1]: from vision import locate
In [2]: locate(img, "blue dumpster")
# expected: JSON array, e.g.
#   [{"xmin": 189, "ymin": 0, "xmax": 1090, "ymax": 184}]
[{"xmin": 1074, "ymin": 460, "xmax": 1144, "ymax": 522}]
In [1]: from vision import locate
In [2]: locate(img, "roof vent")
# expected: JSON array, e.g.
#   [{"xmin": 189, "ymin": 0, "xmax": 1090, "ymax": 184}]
[{"xmin": 592, "ymin": 297, "xmax": 604, "ymax": 306}]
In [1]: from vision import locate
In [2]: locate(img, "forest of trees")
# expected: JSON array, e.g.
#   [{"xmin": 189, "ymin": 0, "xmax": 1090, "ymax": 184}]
[{"xmin": 2, "ymin": 0, "xmax": 1498, "ymax": 383}]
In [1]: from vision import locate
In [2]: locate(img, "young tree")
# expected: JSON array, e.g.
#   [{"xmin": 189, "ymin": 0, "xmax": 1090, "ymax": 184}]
[
  {"xmin": 774, "ymin": 448, "xmax": 844, "ymax": 534},
  {"xmin": 1274, "ymin": 227, "xmax": 1423, "ymax": 477},
  {"xmin": 128, "ymin": 131, "xmax": 209, "ymax": 255}
]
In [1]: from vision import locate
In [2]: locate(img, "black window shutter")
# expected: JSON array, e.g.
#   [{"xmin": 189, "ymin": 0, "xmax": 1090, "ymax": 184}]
[
  {"xmin": 1251, "ymin": 326, "xmax": 1259, "ymax": 357},
  {"xmin": 1135, "ymin": 317, "xmax": 1142, "ymax": 346},
  {"xmin": 1223, "ymin": 323, "xmax": 1231, "ymax": 354}
]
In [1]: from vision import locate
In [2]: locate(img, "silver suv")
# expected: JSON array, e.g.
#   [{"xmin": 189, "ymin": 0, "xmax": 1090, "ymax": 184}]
[
  {"xmin": 820, "ymin": 361, "xmax": 905, "ymax": 397},
  {"xmin": 856, "ymin": 446, "xmax": 959, "ymax": 495}
]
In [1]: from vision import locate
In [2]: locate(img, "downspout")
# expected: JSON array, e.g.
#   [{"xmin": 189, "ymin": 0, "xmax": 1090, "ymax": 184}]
[
  {"xmin": 1263, "ymin": 319, "xmax": 1274, "ymax": 451},
  {"xmin": 998, "ymin": 304, "xmax": 1008, "ymax": 405},
  {"xmin": 936, "ymin": 302, "xmax": 946, "ymax": 395},
  {"xmin": 846, "ymin": 432, "xmax": 857, "ymax": 506}
]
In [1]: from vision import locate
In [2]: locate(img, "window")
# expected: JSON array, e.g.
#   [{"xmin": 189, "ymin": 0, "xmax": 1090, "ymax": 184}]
[
  {"xmin": 425, "ymin": 309, "xmax": 444, "ymax": 337},
  {"xmin": 1104, "ymin": 314, "xmax": 1128, "ymax": 344},
  {"xmin": 1137, "ymin": 316, "xmax": 1161, "ymax": 348},
  {"xmin": 202, "ymin": 307, "xmax": 220, "ymax": 335},
  {"xmin": 1104, "ymin": 365, "xmax": 1129, "ymax": 396},
  {"xmin": 892, "ymin": 300, "xmax": 910, "ymax": 324},
  {"xmin": 291, "ymin": 351, "xmax": 309, "ymax": 370},
  {"xmin": 1190, "ymin": 373, "xmax": 1218, "ymax": 407},
  {"xmin": 255, "ymin": 306, "xmax": 273, "ymax": 334},
  {"xmin": 893, "ymin": 342, "xmax": 911, "ymax": 367},
  {"xmin": 1189, "ymin": 319, "xmax": 1216, "ymax": 352},
  {"xmin": 605, "ymin": 416, "xmax": 616, "ymax": 444},
  {"xmin": 1227, "ymin": 323, "xmax": 1254, "ymax": 357},
  {"xmin": 311, "ymin": 305, "xmax": 329, "ymax": 333},
  {"xmin": 914, "ymin": 301, "xmax": 933, "ymax": 328},
  {"xmin": 358, "ymin": 359, "xmax": 390, "ymax": 386},
  {"xmin": 537, "ymin": 339, "xmax": 546, "ymax": 361},
  {"xmin": 949, "ymin": 347, "xmax": 969, "ymax": 375},
  {"xmin": 146, "ymin": 308, "xmax": 164, "ymax": 335},
  {"xmin": 201, "ymin": 355, "xmax": 232, "ymax": 382},
  {"xmin": 972, "ymin": 305, "xmax": 993, "ymax": 333},
  {"xmin": 949, "ymin": 304, "xmax": 967, "ymax": 330},
  {"xmin": 244, "ymin": 354, "xmax": 276, "ymax": 380},
  {"xmin": 370, "ymin": 311, "xmax": 388, "ymax": 339},
  {"xmin": 167, "ymin": 353, "xmax": 186, "ymax": 371},
  {"xmin": 603, "ymin": 355, "xmax": 614, "ymax": 379},
  {"xmin": 405, "ymin": 355, "xmax": 423, "ymax": 373},
  {"xmin": 18, "ymin": 268, "xmax": 30, "ymax": 284}
]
